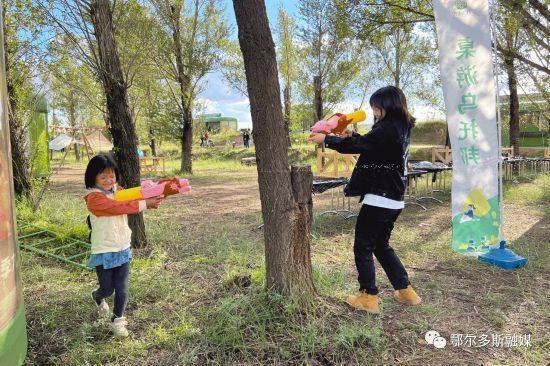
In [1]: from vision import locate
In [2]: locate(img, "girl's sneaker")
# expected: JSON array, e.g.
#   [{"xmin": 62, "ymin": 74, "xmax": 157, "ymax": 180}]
[
  {"xmin": 111, "ymin": 317, "xmax": 129, "ymax": 338},
  {"xmin": 91, "ymin": 291, "xmax": 109, "ymax": 318}
]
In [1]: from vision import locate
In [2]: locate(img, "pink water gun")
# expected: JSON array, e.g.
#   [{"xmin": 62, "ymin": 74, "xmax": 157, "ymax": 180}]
[
  {"xmin": 114, "ymin": 177, "xmax": 190, "ymax": 202},
  {"xmin": 310, "ymin": 110, "xmax": 366, "ymax": 135}
]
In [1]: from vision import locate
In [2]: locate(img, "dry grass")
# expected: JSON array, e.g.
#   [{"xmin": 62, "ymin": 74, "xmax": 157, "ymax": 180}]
[{"xmin": 19, "ymin": 163, "xmax": 549, "ymax": 366}]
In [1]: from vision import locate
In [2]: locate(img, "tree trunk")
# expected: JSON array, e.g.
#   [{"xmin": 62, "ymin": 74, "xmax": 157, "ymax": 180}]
[
  {"xmin": 313, "ymin": 74, "xmax": 325, "ymax": 160},
  {"xmin": 74, "ymin": 142, "xmax": 80, "ymax": 162},
  {"xmin": 233, "ymin": 0, "xmax": 316, "ymax": 302},
  {"xmin": 149, "ymin": 126, "xmax": 157, "ymax": 157},
  {"xmin": 180, "ymin": 105, "xmax": 193, "ymax": 173},
  {"xmin": 150, "ymin": 138, "xmax": 156, "ymax": 156},
  {"xmin": 394, "ymin": 31, "xmax": 401, "ymax": 88},
  {"xmin": 3, "ymin": 5, "xmax": 32, "ymax": 197},
  {"xmin": 504, "ymin": 56, "xmax": 520, "ymax": 156},
  {"xmin": 170, "ymin": 4, "xmax": 193, "ymax": 174},
  {"xmin": 6, "ymin": 78, "xmax": 32, "ymax": 197},
  {"xmin": 283, "ymin": 85, "xmax": 291, "ymax": 146},
  {"xmin": 68, "ymin": 102, "xmax": 80, "ymax": 162},
  {"xmin": 89, "ymin": 0, "xmax": 147, "ymax": 248},
  {"xmin": 313, "ymin": 75, "xmax": 323, "ymax": 121}
]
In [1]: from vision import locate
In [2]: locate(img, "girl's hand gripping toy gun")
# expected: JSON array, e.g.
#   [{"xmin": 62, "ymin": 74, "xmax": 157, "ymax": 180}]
[
  {"xmin": 114, "ymin": 177, "xmax": 191, "ymax": 202},
  {"xmin": 310, "ymin": 110, "xmax": 366, "ymax": 135}
]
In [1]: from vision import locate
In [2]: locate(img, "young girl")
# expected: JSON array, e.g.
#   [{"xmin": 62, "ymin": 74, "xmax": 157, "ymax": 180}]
[
  {"xmin": 309, "ymin": 86, "xmax": 421, "ymax": 314},
  {"xmin": 84, "ymin": 154, "xmax": 163, "ymax": 336}
]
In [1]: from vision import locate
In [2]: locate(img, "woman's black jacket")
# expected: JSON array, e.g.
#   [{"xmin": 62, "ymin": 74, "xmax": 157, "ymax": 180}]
[{"xmin": 324, "ymin": 118, "xmax": 411, "ymax": 201}]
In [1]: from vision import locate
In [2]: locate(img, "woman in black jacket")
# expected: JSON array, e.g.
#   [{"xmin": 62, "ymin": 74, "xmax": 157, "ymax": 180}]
[{"xmin": 309, "ymin": 86, "xmax": 421, "ymax": 313}]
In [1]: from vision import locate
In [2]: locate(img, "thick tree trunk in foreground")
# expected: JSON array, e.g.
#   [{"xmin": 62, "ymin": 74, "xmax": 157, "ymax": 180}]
[
  {"xmin": 90, "ymin": 0, "xmax": 147, "ymax": 248},
  {"xmin": 233, "ymin": 0, "xmax": 316, "ymax": 300}
]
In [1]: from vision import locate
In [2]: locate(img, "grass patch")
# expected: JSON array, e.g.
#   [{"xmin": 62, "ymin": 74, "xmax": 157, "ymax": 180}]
[{"xmin": 19, "ymin": 164, "xmax": 550, "ymax": 365}]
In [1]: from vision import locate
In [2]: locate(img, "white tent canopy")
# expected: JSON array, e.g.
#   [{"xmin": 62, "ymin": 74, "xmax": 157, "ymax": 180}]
[
  {"xmin": 85, "ymin": 130, "xmax": 113, "ymax": 152},
  {"xmin": 48, "ymin": 134, "xmax": 83, "ymax": 151}
]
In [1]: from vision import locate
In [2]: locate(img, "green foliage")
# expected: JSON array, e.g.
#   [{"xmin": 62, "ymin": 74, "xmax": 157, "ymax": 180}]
[
  {"xmin": 297, "ymin": 0, "xmax": 361, "ymax": 112},
  {"xmin": 220, "ymin": 40, "xmax": 248, "ymax": 97},
  {"xmin": 411, "ymin": 120, "xmax": 447, "ymax": 145},
  {"xmin": 48, "ymin": 34, "xmax": 104, "ymax": 131},
  {"xmin": 276, "ymin": 7, "xmax": 299, "ymax": 103}
]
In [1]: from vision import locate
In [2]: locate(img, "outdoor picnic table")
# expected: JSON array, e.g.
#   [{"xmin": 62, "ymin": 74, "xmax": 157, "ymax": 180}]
[
  {"xmin": 502, "ymin": 156, "xmax": 529, "ymax": 180},
  {"xmin": 523, "ymin": 156, "xmax": 550, "ymax": 173},
  {"xmin": 312, "ymin": 177, "xmax": 357, "ymax": 219},
  {"xmin": 139, "ymin": 156, "xmax": 166, "ymax": 174},
  {"xmin": 404, "ymin": 169, "xmax": 429, "ymax": 210},
  {"xmin": 411, "ymin": 162, "xmax": 452, "ymax": 204},
  {"xmin": 312, "ymin": 177, "xmax": 349, "ymax": 194}
]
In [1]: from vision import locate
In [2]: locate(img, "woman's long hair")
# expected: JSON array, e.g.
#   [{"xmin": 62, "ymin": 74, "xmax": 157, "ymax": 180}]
[{"xmin": 369, "ymin": 86, "xmax": 416, "ymax": 126}]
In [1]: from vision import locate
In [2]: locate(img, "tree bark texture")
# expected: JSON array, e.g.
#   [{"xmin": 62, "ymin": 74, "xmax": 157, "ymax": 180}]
[
  {"xmin": 313, "ymin": 74, "xmax": 325, "ymax": 158},
  {"xmin": 283, "ymin": 85, "xmax": 291, "ymax": 146},
  {"xmin": 2, "ymin": 4, "xmax": 32, "ymax": 197},
  {"xmin": 170, "ymin": 3, "xmax": 193, "ymax": 173},
  {"xmin": 505, "ymin": 56, "xmax": 520, "ymax": 156},
  {"xmin": 313, "ymin": 75, "xmax": 323, "ymax": 121},
  {"xmin": 233, "ymin": 0, "xmax": 316, "ymax": 300},
  {"xmin": 89, "ymin": 0, "xmax": 147, "ymax": 247}
]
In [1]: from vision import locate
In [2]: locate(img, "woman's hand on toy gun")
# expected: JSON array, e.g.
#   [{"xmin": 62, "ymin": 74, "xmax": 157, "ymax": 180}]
[
  {"xmin": 308, "ymin": 132, "xmax": 326, "ymax": 144},
  {"xmin": 145, "ymin": 195, "xmax": 164, "ymax": 209}
]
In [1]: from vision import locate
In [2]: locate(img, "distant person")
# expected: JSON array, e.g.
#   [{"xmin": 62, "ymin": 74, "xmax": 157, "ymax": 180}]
[
  {"xmin": 308, "ymin": 86, "xmax": 420, "ymax": 314},
  {"xmin": 243, "ymin": 130, "xmax": 250, "ymax": 148},
  {"xmin": 84, "ymin": 154, "xmax": 163, "ymax": 337}
]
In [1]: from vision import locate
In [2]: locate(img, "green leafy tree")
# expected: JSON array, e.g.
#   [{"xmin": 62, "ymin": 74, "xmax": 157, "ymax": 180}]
[
  {"xmin": 220, "ymin": 40, "xmax": 248, "ymax": 97},
  {"xmin": 148, "ymin": 0, "xmax": 229, "ymax": 173},
  {"xmin": 297, "ymin": 0, "xmax": 360, "ymax": 122},
  {"xmin": 3, "ymin": 0, "xmax": 49, "ymax": 197},
  {"xmin": 276, "ymin": 7, "xmax": 298, "ymax": 141},
  {"xmin": 48, "ymin": 36, "xmax": 103, "ymax": 160}
]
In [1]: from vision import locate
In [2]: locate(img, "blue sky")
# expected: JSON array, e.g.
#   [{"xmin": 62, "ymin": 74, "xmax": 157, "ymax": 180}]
[
  {"xmin": 197, "ymin": 1, "xmax": 298, "ymax": 129},
  {"xmin": 197, "ymin": 1, "xmax": 444, "ymax": 129}
]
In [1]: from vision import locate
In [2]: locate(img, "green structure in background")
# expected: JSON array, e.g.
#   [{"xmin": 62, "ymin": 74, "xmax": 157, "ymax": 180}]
[
  {"xmin": 199, "ymin": 113, "xmax": 238, "ymax": 132},
  {"xmin": 29, "ymin": 95, "xmax": 50, "ymax": 177},
  {"xmin": 0, "ymin": 10, "xmax": 27, "ymax": 366}
]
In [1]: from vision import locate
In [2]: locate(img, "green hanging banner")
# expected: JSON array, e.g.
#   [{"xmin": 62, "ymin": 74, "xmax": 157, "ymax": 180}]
[
  {"xmin": 0, "ymin": 8, "xmax": 28, "ymax": 366},
  {"xmin": 433, "ymin": 0, "xmax": 503, "ymax": 255}
]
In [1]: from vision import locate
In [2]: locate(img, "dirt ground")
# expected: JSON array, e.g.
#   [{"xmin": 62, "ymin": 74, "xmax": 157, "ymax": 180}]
[{"xmin": 21, "ymin": 165, "xmax": 550, "ymax": 365}]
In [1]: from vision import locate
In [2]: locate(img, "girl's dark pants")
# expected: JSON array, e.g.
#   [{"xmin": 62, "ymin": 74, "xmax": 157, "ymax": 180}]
[
  {"xmin": 354, "ymin": 204, "xmax": 410, "ymax": 295},
  {"xmin": 92, "ymin": 262, "xmax": 129, "ymax": 318}
]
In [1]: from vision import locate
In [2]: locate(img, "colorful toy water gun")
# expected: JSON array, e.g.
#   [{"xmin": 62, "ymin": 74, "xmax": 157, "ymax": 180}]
[
  {"xmin": 310, "ymin": 110, "xmax": 366, "ymax": 135},
  {"xmin": 114, "ymin": 177, "xmax": 190, "ymax": 202}
]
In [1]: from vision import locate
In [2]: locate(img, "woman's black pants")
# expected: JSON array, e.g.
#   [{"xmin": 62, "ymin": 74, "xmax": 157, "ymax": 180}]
[{"xmin": 354, "ymin": 204, "xmax": 410, "ymax": 295}]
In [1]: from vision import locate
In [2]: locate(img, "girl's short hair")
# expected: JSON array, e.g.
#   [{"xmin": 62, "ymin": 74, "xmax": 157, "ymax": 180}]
[
  {"xmin": 369, "ymin": 86, "xmax": 416, "ymax": 126},
  {"xmin": 84, "ymin": 154, "xmax": 120, "ymax": 188}
]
